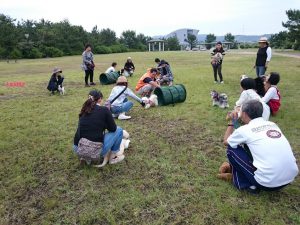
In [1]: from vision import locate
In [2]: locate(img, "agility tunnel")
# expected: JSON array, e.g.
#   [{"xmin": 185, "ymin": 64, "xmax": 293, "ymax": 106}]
[
  {"xmin": 99, "ymin": 71, "xmax": 120, "ymax": 85},
  {"xmin": 154, "ymin": 84, "xmax": 186, "ymax": 106}
]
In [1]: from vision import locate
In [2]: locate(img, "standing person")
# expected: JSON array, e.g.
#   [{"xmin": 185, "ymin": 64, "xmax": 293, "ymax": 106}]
[
  {"xmin": 82, "ymin": 44, "xmax": 96, "ymax": 87},
  {"xmin": 108, "ymin": 76, "xmax": 145, "ymax": 120},
  {"xmin": 211, "ymin": 41, "xmax": 225, "ymax": 84},
  {"xmin": 254, "ymin": 37, "xmax": 272, "ymax": 77},
  {"xmin": 124, "ymin": 57, "xmax": 135, "ymax": 77},
  {"xmin": 105, "ymin": 62, "xmax": 117, "ymax": 74},
  {"xmin": 219, "ymin": 100, "xmax": 298, "ymax": 193},
  {"xmin": 155, "ymin": 58, "xmax": 174, "ymax": 86},
  {"xmin": 135, "ymin": 68, "xmax": 160, "ymax": 97},
  {"xmin": 73, "ymin": 90, "xmax": 125, "ymax": 165}
]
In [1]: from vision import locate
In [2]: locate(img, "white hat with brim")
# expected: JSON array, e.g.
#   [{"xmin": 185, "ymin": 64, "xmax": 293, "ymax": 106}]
[
  {"xmin": 258, "ymin": 37, "xmax": 268, "ymax": 43},
  {"xmin": 53, "ymin": 67, "xmax": 62, "ymax": 74}
]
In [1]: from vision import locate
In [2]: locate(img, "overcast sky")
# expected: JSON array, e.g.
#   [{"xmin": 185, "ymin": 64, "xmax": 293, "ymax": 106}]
[{"xmin": 1, "ymin": 0, "xmax": 299, "ymax": 37}]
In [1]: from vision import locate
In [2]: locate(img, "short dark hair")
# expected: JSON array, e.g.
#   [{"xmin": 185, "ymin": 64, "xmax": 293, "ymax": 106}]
[
  {"xmin": 150, "ymin": 68, "xmax": 158, "ymax": 73},
  {"xmin": 155, "ymin": 58, "xmax": 160, "ymax": 63},
  {"xmin": 216, "ymin": 41, "xmax": 222, "ymax": 45},
  {"xmin": 268, "ymin": 72, "xmax": 280, "ymax": 85},
  {"xmin": 241, "ymin": 78, "xmax": 256, "ymax": 90},
  {"xmin": 85, "ymin": 44, "xmax": 92, "ymax": 50},
  {"xmin": 112, "ymin": 62, "xmax": 117, "ymax": 67},
  {"xmin": 242, "ymin": 100, "xmax": 263, "ymax": 119}
]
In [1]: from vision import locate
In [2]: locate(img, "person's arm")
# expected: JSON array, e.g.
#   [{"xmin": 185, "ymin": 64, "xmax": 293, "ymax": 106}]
[
  {"xmin": 105, "ymin": 108, "xmax": 117, "ymax": 132},
  {"xmin": 262, "ymin": 87, "xmax": 276, "ymax": 103},
  {"xmin": 235, "ymin": 91, "xmax": 246, "ymax": 107},
  {"xmin": 149, "ymin": 80, "xmax": 160, "ymax": 88},
  {"xmin": 266, "ymin": 47, "xmax": 272, "ymax": 67},
  {"xmin": 223, "ymin": 125, "xmax": 235, "ymax": 146},
  {"xmin": 224, "ymin": 111, "xmax": 241, "ymax": 146},
  {"xmin": 126, "ymin": 88, "xmax": 143, "ymax": 103},
  {"xmin": 132, "ymin": 63, "xmax": 135, "ymax": 70}
]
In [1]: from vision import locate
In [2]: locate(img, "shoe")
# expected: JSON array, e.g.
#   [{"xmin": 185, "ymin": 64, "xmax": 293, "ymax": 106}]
[
  {"xmin": 220, "ymin": 81, "xmax": 224, "ymax": 84},
  {"xmin": 246, "ymin": 185, "xmax": 260, "ymax": 194},
  {"xmin": 118, "ymin": 113, "xmax": 131, "ymax": 120},
  {"xmin": 109, "ymin": 154, "xmax": 125, "ymax": 164},
  {"xmin": 214, "ymin": 81, "xmax": 218, "ymax": 84},
  {"xmin": 217, "ymin": 173, "xmax": 232, "ymax": 182},
  {"xmin": 219, "ymin": 162, "xmax": 231, "ymax": 173},
  {"xmin": 90, "ymin": 82, "xmax": 96, "ymax": 86},
  {"xmin": 85, "ymin": 84, "xmax": 90, "ymax": 87},
  {"xmin": 112, "ymin": 113, "xmax": 119, "ymax": 118},
  {"xmin": 124, "ymin": 139, "xmax": 130, "ymax": 149}
]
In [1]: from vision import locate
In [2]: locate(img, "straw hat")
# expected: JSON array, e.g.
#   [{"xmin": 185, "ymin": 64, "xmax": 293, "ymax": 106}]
[
  {"xmin": 258, "ymin": 37, "xmax": 268, "ymax": 43},
  {"xmin": 52, "ymin": 67, "xmax": 62, "ymax": 74},
  {"xmin": 116, "ymin": 76, "xmax": 128, "ymax": 84}
]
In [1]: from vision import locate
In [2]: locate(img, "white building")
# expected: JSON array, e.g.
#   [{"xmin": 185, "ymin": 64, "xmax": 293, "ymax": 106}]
[{"xmin": 165, "ymin": 28, "xmax": 199, "ymax": 50}]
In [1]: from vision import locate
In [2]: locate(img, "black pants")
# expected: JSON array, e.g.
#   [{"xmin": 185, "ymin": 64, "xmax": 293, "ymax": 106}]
[
  {"xmin": 213, "ymin": 64, "xmax": 223, "ymax": 82},
  {"xmin": 85, "ymin": 69, "xmax": 94, "ymax": 84}
]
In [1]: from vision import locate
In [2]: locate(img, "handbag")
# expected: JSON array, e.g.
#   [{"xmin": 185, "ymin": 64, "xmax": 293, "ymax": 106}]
[
  {"xmin": 77, "ymin": 122, "xmax": 103, "ymax": 161},
  {"xmin": 105, "ymin": 86, "xmax": 127, "ymax": 110}
]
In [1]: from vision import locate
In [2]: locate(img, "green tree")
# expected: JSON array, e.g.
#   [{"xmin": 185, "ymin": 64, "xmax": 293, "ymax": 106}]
[
  {"xmin": 269, "ymin": 31, "xmax": 292, "ymax": 49},
  {"xmin": 99, "ymin": 28, "xmax": 117, "ymax": 46},
  {"xmin": 205, "ymin": 33, "xmax": 216, "ymax": 49},
  {"xmin": 282, "ymin": 9, "xmax": 300, "ymax": 50},
  {"xmin": 186, "ymin": 34, "xmax": 197, "ymax": 49},
  {"xmin": 224, "ymin": 33, "xmax": 235, "ymax": 42},
  {"xmin": 166, "ymin": 36, "xmax": 180, "ymax": 50}
]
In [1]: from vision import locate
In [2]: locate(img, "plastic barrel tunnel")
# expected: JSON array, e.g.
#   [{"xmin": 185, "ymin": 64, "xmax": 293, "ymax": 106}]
[
  {"xmin": 99, "ymin": 71, "xmax": 120, "ymax": 85},
  {"xmin": 154, "ymin": 84, "xmax": 187, "ymax": 106}
]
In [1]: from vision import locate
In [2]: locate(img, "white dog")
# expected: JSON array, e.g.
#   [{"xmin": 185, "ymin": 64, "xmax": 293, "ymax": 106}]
[
  {"xmin": 58, "ymin": 85, "xmax": 65, "ymax": 95},
  {"xmin": 141, "ymin": 94, "xmax": 158, "ymax": 109},
  {"xmin": 94, "ymin": 130, "xmax": 130, "ymax": 168}
]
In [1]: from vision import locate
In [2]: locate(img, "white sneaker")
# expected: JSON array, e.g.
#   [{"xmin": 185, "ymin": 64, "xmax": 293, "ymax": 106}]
[
  {"xmin": 214, "ymin": 81, "xmax": 218, "ymax": 84},
  {"xmin": 112, "ymin": 113, "xmax": 119, "ymax": 118},
  {"xmin": 109, "ymin": 154, "xmax": 125, "ymax": 164},
  {"xmin": 124, "ymin": 139, "xmax": 130, "ymax": 149},
  {"xmin": 118, "ymin": 113, "xmax": 131, "ymax": 120},
  {"xmin": 220, "ymin": 81, "xmax": 224, "ymax": 84}
]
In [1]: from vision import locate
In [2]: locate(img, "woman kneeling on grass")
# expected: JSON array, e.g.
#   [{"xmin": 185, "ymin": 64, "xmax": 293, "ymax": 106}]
[
  {"xmin": 73, "ymin": 90, "xmax": 124, "ymax": 166},
  {"xmin": 108, "ymin": 76, "xmax": 146, "ymax": 120}
]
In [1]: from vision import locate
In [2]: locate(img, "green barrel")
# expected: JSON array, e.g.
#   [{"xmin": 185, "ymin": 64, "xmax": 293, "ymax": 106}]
[
  {"xmin": 99, "ymin": 71, "xmax": 120, "ymax": 85},
  {"xmin": 154, "ymin": 84, "xmax": 186, "ymax": 106}
]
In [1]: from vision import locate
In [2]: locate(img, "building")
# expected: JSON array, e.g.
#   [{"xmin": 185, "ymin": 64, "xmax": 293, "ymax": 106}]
[{"xmin": 165, "ymin": 28, "xmax": 199, "ymax": 50}]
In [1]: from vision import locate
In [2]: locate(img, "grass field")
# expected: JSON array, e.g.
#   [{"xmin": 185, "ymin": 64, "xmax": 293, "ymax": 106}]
[{"xmin": 0, "ymin": 50, "xmax": 300, "ymax": 225}]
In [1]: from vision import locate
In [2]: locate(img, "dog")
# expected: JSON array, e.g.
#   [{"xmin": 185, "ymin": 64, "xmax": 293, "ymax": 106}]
[
  {"xmin": 58, "ymin": 85, "xmax": 65, "ymax": 95},
  {"xmin": 94, "ymin": 130, "xmax": 130, "ymax": 168},
  {"xmin": 210, "ymin": 90, "xmax": 229, "ymax": 108},
  {"xmin": 211, "ymin": 53, "xmax": 223, "ymax": 66},
  {"xmin": 141, "ymin": 94, "xmax": 158, "ymax": 109}
]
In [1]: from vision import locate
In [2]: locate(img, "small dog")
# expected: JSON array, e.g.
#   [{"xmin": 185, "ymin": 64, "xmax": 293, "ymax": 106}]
[
  {"xmin": 58, "ymin": 85, "xmax": 65, "ymax": 95},
  {"xmin": 210, "ymin": 90, "xmax": 229, "ymax": 108},
  {"xmin": 141, "ymin": 94, "xmax": 158, "ymax": 109},
  {"xmin": 94, "ymin": 130, "xmax": 130, "ymax": 168}
]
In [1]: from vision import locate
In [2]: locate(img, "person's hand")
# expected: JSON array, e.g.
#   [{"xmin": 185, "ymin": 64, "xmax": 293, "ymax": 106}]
[{"xmin": 253, "ymin": 65, "xmax": 256, "ymax": 69}]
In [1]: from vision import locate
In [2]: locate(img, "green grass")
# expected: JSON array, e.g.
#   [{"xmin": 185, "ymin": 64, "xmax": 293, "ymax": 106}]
[{"xmin": 0, "ymin": 51, "xmax": 300, "ymax": 225}]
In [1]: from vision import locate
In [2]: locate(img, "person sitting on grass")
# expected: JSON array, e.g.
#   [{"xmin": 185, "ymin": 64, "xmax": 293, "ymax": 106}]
[
  {"xmin": 155, "ymin": 58, "xmax": 174, "ymax": 86},
  {"xmin": 135, "ymin": 68, "xmax": 160, "ymax": 97},
  {"xmin": 123, "ymin": 57, "xmax": 135, "ymax": 77},
  {"xmin": 47, "ymin": 67, "xmax": 64, "ymax": 95},
  {"xmin": 262, "ymin": 72, "xmax": 281, "ymax": 116},
  {"xmin": 218, "ymin": 100, "xmax": 298, "ymax": 193},
  {"xmin": 105, "ymin": 62, "xmax": 117, "ymax": 74},
  {"xmin": 235, "ymin": 77, "xmax": 270, "ymax": 121},
  {"xmin": 107, "ymin": 76, "xmax": 146, "ymax": 120},
  {"xmin": 73, "ymin": 90, "xmax": 125, "ymax": 166}
]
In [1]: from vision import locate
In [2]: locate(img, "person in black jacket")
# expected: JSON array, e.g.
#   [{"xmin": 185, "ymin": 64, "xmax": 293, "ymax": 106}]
[
  {"xmin": 73, "ymin": 90, "xmax": 124, "ymax": 165},
  {"xmin": 123, "ymin": 57, "xmax": 135, "ymax": 77},
  {"xmin": 211, "ymin": 41, "xmax": 225, "ymax": 84},
  {"xmin": 47, "ymin": 67, "xmax": 64, "ymax": 95},
  {"xmin": 254, "ymin": 37, "xmax": 272, "ymax": 77}
]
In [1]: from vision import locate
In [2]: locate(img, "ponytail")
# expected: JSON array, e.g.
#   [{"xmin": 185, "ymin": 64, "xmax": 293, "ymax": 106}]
[{"xmin": 79, "ymin": 95, "xmax": 100, "ymax": 117}]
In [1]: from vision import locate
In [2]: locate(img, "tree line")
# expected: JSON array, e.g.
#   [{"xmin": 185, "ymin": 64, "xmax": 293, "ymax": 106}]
[{"xmin": 0, "ymin": 14, "xmax": 152, "ymax": 60}]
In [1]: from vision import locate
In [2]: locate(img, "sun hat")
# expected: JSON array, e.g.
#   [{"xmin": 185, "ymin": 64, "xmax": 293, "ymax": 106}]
[
  {"xmin": 127, "ymin": 57, "xmax": 131, "ymax": 60},
  {"xmin": 116, "ymin": 76, "xmax": 128, "ymax": 84},
  {"xmin": 52, "ymin": 67, "xmax": 62, "ymax": 74},
  {"xmin": 258, "ymin": 37, "xmax": 268, "ymax": 43}
]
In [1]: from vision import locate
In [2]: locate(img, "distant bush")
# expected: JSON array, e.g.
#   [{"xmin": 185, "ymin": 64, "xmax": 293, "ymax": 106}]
[
  {"xmin": 27, "ymin": 48, "xmax": 43, "ymax": 59},
  {"xmin": 94, "ymin": 45, "xmax": 112, "ymax": 54},
  {"xmin": 9, "ymin": 48, "xmax": 22, "ymax": 59},
  {"xmin": 42, "ymin": 47, "xmax": 64, "ymax": 57},
  {"xmin": 110, "ymin": 44, "xmax": 128, "ymax": 53}
]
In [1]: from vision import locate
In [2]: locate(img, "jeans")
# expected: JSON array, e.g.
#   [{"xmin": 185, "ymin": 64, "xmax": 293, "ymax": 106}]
[
  {"xmin": 256, "ymin": 66, "xmax": 266, "ymax": 77},
  {"xmin": 85, "ymin": 69, "xmax": 94, "ymax": 84},
  {"xmin": 73, "ymin": 126, "xmax": 123, "ymax": 157},
  {"xmin": 212, "ymin": 64, "xmax": 223, "ymax": 82},
  {"xmin": 111, "ymin": 99, "xmax": 133, "ymax": 114}
]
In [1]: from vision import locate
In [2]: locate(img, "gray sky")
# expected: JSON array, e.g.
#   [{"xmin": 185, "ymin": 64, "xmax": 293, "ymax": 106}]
[{"xmin": 1, "ymin": 0, "xmax": 299, "ymax": 37}]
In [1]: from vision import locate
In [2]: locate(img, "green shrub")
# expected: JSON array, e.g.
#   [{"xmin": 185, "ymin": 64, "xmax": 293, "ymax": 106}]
[
  {"xmin": 94, "ymin": 45, "xmax": 112, "ymax": 54},
  {"xmin": 42, "ymin": 47, "xmax": 64, "ymax": 57},
  {"xmin": 9, "ymin": 48, "xmax": 22, "ymax": 59},
  {"xmin": 27, "ymin": 48, "xmax": 43, "ymax": 59},
  {"xmin": 110, "ymin": 44, "xmax": 128, "ymax": 53}
]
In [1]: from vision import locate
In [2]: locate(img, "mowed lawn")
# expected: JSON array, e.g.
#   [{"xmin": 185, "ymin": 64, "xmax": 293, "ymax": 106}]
[{"xmin": 0, "ymin": 51, "xmax": 299, "ymax": 225}]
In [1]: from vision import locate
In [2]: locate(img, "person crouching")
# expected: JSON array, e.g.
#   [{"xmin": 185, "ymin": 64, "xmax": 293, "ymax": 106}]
[
  {"xmin": 135, "ymin": 68, "xmax": 160, "ymax": 97},
  {"xmin": 47, "ymin": 67, "xmax": 64, "ymax": 95}
]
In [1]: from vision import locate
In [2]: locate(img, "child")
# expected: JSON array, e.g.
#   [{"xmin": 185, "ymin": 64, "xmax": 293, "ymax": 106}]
[
  {"xmin": 105, "ymin": 62, "xmax": 117, "ymax": 74},
  {"xmin": 47, "ymin": 67, "xmax": 64, "ymax": 95},
  {"xmin": 235, "ymin": 77, "xmax": 270, "ymax": 121},
  {"xmin": 262, "ymin": 72, "xmax": 281, "ymax": 116}
]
